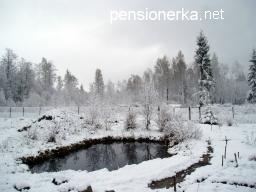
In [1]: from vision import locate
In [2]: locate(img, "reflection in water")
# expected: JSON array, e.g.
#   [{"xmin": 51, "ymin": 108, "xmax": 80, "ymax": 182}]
[{"xmin": 31, "ymin": 142, "xmax": 171, "ymax": 173}]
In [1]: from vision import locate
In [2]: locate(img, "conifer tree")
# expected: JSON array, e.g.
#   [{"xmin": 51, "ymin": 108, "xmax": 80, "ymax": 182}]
[
  {"xmin": 194, "ymin": 31, "xmax": 213, "ymax": 106},
  {"xmin": 247, "ymin": 49, "xmax": 256, "ymax": 103}
]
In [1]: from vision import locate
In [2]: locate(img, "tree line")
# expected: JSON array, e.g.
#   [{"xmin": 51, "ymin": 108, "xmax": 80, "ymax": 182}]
[{"xmin": 0, "ymin": 31, "xmax": 255, "ymax": 106}]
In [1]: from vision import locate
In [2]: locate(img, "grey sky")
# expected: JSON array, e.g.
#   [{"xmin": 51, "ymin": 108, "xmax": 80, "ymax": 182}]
[{"xmin": 0, "ymin": 0, "xmax": 255, "ymax": 90}]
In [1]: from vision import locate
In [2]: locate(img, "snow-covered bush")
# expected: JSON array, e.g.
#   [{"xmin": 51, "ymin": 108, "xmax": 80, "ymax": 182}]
[
  {"xmin": 164, "ymin": 115, "xmax": 202, "ymax": 142},
  {"xmin": 245, "ymin": 131, "xmax": 256, "ymax": 145},
  {"xmin": 86, "ymin": 103, "xmax": 100, "ymax": 125},
  {"xmin": 101, "ymin": 106, "xmax": 115, "ymax": 131},
  {"xmin": 157, "ymin": 105, "xmax": 171, "ymax": 132},
  {"xmin": 125, "ymin": 109, "xmax": 137, "ymax": 131},
  {"xmin": 85, "ymin": 103, "xmax": 116, "ymax": 130},
  {"xmin": 27, "ymin": 126, "xmax": 39, "ymax": 140},
  {"xmin": 156, "ymin": 105, "xmax": 202, "ymax": 141},
  {"xmin": 142, "ymin": 104, "xmax": 154, "ymax": 130},
  {"xmin": 25, "ymin": 110, "xmax": 83, "ymax": 144},
  {"xmin": 200, "ymin": 106, "xmax": 218, "ymax": 125}
]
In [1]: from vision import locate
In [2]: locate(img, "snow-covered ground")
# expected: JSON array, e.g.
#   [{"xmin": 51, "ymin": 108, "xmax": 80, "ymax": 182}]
[{"xmin": 0, "ymin": 105, "xmax": 256, "ymax": 192}]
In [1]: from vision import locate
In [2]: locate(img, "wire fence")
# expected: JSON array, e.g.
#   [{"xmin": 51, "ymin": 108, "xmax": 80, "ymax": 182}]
[{"xmin": 0, "ymin": 104, "xmax": 255, "ymax": 123}]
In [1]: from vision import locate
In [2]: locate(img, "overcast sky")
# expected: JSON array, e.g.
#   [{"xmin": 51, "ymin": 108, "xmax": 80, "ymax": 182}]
[{"xmin": 0, "ymin": 0, "xmax": 255, "ymax": 90}]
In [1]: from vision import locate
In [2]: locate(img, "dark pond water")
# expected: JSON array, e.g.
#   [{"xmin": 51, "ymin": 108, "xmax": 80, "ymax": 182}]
[{"xmin": 30, "ymin": 142, "xmax": 171, "ymax": 173}]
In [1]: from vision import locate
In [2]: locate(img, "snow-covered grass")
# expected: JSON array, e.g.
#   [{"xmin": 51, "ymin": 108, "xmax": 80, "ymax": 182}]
[{"xmin": 0, "ymin": 104, "xmax": 256, "ymax": 192}]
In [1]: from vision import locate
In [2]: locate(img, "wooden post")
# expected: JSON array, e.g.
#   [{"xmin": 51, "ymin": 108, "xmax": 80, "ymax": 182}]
[
  {"xmin": 232, "ymin": 106, "xmax": 234, "ymax": 119},
  {"xmin": 9, "ymin": 107, "xmax": 11, "ymax": 118},
  {"xmin": 234, "ymin": 153, "xmax": 238, "ymax": 167},
  {"xmin": 78, "ymin": 106, "xmax": 80, "ymax": 115},
  {"xmin": 224, "ymin": 145, "xmax": 227, "ymax": 159},
  {"xmin": 166, "ymin": 88, "xmax": 169, "ymax": 103},
  {"xmin": 222, "ymin": 155, "xmax": 224, "ymax": 166},
  {"xmin": 39, "ymin": 106, "xmax": 41, "ymax": 115},
  {"xmin": 238, "ymin": 152, "xmax": 239, "ymax": 158},
  {"xmin": 173, "ymin": 176, "xmax": 176, "ymax": 192},
  {"xmin": 188, "ymin": 106, "xmax": 191, "ymax": 120},
  {"xmin": 199, "ymin": 106, "xmax": 201, "ymax": 120},
  {"xmin": 22, "ymin": 107, "xmax": 24, "ymax": 117}
]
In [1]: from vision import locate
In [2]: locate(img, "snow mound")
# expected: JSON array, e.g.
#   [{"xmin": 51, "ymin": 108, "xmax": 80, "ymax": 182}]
[{"xmin": 24, "ymin": 109, "xmax": 85, "ymax": 144}]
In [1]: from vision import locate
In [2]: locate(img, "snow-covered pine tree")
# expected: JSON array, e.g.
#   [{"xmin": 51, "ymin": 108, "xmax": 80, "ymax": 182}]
[
  {"xmin": 194, "ymin": 31, "xmax": 214, "ymax": 106},
  {"xmin": 247, "ymin": 49, "xmax": 256, "ymax": 103}
]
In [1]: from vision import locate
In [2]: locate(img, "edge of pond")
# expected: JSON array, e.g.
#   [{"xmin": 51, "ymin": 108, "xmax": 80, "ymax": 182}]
[{"xmin": 20, "ymin": 135, "xmax": 176, "ymax": 167}]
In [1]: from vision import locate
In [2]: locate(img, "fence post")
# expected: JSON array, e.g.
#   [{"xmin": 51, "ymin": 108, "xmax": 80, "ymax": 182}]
[
  {"xmin": 173, "ymin": 176, "xmax": 176, "ymax": 192},
  {"xmin": 78, "ymin": 106, "xmax": 80, "ymax": 115},
  {"xmin": 224, "ymin": 145, "xmax": 227, "ymax": 159},
  {"xmin": 188, "ymin": 106, "xmax": 191, "ymax": 120},
  {"xmin": 23, "ymin": 107, "xmax": 24, "ymax": 117},
  {"xmin": 234, "ymin": 153, "xmax": 238, "ymax": 167},
  {"xmin": 199, "ymin": 106, "xmax": 201, "ymax": 120},
  {"xmin": 232, "ymin": 106, "xmax": 235, "ymax": 119},
  {"xmin": 9, "ymin": 107, "xmax": 11, "ymax": 118},
  {"xmin": 39, "ymin": 106, "xmax": 41, "ymax": 116}
]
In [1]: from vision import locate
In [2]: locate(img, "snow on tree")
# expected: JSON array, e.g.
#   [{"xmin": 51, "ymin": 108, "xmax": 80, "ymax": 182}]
[
  {"xmin": 173, "ymin": 51, "xmax": 187, "ymax": 104},
  {"xmin": 247, "ymin": 49, "xmax": 256, "ymax": 103},
  {"xmin": 56, "ymin": 76, "xmax": 63, "ymax": 91},
  {"xmin": 0, "ymin": 88, "xmax": 6, "ymax": 106},
  {"xmin": 154, "ymin": 56, "xmax": 171, "ymax": 102},
  {"xmin": 94, "ymin": 69, "xmax": 104, "ymax": 99},
  {"xmin": 199, "ymin": 106, "xmax": 218, "ymax": 125},
  {"xmin": 186, "ymin": 67, "xmax": 198, "ymax": 104},
  {"xmin": 36, "ymin": 57, "xmax": 56, "ymax": 103},
  {"xmin": 0, "ymin": 48, "xmax": 17, "ymax": 102},
  {"xmin": 156, "ymin": 104, "xmax": 202, "ymax": 141},
  {"xmin": 194, "ymin": 31, "xmax": 214, "ymax": 106},
  {"xmin": 126, "ymin": 74, "xmax": 143, "ymax": 103},
  {"xmin": 106, "ymin": 80, "xmax": 116, "ymax": 104},
  {"xmin": 16, "ymin": 58, "xmax": 35, "ymax": 102},
  {"xmin": 37, "ymin": 58, "xmax": 56, "ymax": 91},
  {"xmin": 125, "ymin": 108, "xmax": 137, "ymax": 131},
  {"xmin": 142, "ymin": 70, "xmax": 158, "ymax": 130},
  {"xmin": 156, "ymin": 104, "xmax": 171, "ymax": 132},
  {"xmin": 230, "ymin": 61, "xmax": 248, "ymax": 104},
  {"xmin": 77, "ymin": 84, "xmax": 87, "ymax": 105},
  {"xmin": 211, "ymin": 53, "xmax": 222, "ymax": 103},
  {"xmin": 23, "ymin": 92, "xmax": 44, "ymax": 107},
  {"xmin": 63, "ymin": 70, "xmax": 79, "ymax": 105},
  {"xmin": 86, "ymin": 92, "xmax": 101, "ymax": 126}
]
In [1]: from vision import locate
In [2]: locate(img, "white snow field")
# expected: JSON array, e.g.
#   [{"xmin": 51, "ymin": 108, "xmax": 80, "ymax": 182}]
[{"xmin": 0, "ymin": 105, "xmax": 256, "ymax": 192}]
